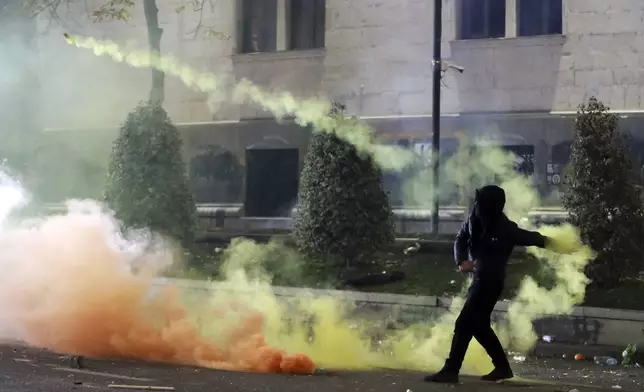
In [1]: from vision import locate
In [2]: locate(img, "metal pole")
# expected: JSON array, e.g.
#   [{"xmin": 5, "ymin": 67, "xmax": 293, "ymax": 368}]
[{"xmin": 431, "ymin": 0, "xmax": 442, "ymax": 234}]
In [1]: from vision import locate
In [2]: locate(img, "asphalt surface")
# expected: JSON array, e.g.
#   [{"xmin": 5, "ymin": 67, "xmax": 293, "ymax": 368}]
[{"xmin": 1, "ymin": 345, "xmax": 643, "ymax": 392}]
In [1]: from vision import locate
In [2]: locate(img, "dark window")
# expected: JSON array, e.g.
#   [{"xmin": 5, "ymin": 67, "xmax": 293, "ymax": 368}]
[
  {"xmin": 518, "ymin": 0, "xmax": 562, "ymax": 36},
  {"xmin": 245, "ymin": 148, "xmax": 300, "ymax": 217},
  {"xmin": 241, "ymin": 0, "xmax": 278, "ymax": 53},
  {"xmin": 290, "ymin": 0, "xmax": 326, "ymax": 50},
  {"xmin": 459, "ymin": 0, "xmax": 505, "ymax": 40}
]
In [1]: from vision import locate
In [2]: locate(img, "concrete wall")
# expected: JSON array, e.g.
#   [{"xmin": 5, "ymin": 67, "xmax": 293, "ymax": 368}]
[
  {"xmin": 29, "ymin": 1, "xmax": 644, "ymax": 203},
  {"xmin": 34, "ymin": 0, "xmax": 644, "ymax": 129},
  {"xmin": 157, "ymin": 278, "xmax": 644, "ymax": 349},
  {"xmin": 324, "ymin": 0, "xmax": 644, "ymax": 117}
]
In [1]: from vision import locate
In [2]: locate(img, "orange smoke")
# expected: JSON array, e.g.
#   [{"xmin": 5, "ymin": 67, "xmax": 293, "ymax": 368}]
[{"xmin": 0, "ymin": 200, "xmax": 315, "ymax": 374}]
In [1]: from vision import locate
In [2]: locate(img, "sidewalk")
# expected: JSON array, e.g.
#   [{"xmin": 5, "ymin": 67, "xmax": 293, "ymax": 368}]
[{"xmin": 1, "ymin": 344, "xmax": 641, "ymax": 392}]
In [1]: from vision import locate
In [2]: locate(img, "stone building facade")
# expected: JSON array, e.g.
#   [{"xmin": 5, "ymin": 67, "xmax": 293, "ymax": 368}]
[{"xmin": 30, "ymin": 0, "xmax": 644, "ymax": 205}]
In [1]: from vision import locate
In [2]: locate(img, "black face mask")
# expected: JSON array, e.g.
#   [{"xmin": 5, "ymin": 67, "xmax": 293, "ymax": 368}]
[
  {"xmin": 473, "ymin": 185, "xmax": 506, "ymax": 225},
  {"xmin": 473, "ymin": 203, "xmax": 496, "ymax": 226},
  {"xmin": 473, "ymin": 201, "xmax": 487, "ymax": 219}
]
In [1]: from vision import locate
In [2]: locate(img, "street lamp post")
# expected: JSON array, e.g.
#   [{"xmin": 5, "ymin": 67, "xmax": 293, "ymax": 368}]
[{"xmin": 431, "ymin": 0, "xmax": 442, "ymax": 234}]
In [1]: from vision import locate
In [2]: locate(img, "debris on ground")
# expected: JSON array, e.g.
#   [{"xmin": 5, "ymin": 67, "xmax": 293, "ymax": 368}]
[
  {"xmin": 542, "ymin": 335, "xmax": 554, "ymax": 343},
  {"xmin": 594, "ymin": 356, "xmax": 618, "ymax": 366},
  {"xmin": 622, "ymin": 344, "xmax": 638, "ymax": 365},
  {"xmin": 314, "ymin": 369, "xmax": 339, "ymax": 376},
  {"xmin": 403, "ymin": 243, "xmax": 420, "ymax": 255},
  {"xmin": 574, "ymin": 353, "xmax": 585, "ymax": 361},
  {"xmin": 69, "ymin": 355, "xmax": 84, "ymax": 369}
]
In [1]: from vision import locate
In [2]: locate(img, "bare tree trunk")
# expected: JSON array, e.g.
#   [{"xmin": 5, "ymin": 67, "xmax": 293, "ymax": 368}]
[{"xmin": 143, "ymin": 0, "xmax": 164, "ymax": 106}]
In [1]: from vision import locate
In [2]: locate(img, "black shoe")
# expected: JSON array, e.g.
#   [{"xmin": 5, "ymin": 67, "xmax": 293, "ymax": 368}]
[
  {"xmin": 480, "ymin": 367, "xmax": 514, "ymax": 382},
  {"xmin": 424, "ymin": 370, "xmax": 459, "ymax": 384}
]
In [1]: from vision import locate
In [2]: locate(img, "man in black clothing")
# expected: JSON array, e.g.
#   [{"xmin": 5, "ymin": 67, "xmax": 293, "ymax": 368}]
[{"xmin": 426, "ymin": 185, "xmax": 550, "ymax": 384}]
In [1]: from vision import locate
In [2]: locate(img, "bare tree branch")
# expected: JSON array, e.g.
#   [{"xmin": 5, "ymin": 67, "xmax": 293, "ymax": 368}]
[
  {"xmin": 91, "ymin": 0, "xmax": 133, "ymax": 22},
  {"xmin": 175, "ymin": 0, "xmax": 230, "ymax": 40},
  {"xmin": 20, "ymin": 0, "xmax": 229, "ymax": 40},
  {"xmin": 18, "ymin": 0, "xmax": 95, "ymax": 34}
]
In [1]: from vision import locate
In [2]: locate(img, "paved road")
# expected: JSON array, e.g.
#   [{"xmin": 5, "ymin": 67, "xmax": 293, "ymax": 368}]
[{"xmin": 0, "ymin": 345, "xmax": 641, "ymax": 392}]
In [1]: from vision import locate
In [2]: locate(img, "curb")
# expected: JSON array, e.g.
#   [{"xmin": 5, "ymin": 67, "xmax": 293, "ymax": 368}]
[{"xmin": 158, "ymin": 278, "xmax": 644, "ymax": 348}]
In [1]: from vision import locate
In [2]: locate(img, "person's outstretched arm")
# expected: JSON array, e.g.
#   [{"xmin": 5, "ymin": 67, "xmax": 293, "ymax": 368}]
[
  {"xmin": 454, "ymin": 220, "xmax": 471, "ymax": 267},
  {"xmin": 511, "ymin": 223, "xmax": 549, "ymax": 249}
]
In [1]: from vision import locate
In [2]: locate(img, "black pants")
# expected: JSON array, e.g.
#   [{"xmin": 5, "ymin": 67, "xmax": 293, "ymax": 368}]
[{"xmin": 443, "ymin": 280, "xmax": 510, "ymax": 373}]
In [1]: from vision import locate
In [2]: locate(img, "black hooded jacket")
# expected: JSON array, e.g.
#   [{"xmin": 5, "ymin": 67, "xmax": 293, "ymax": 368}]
[{"xmin": 454, "ymin": 185, "xmax": 548, "ymax": 283}]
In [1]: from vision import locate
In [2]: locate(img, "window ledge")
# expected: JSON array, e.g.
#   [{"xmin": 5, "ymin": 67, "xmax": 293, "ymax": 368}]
[
  {"xmin": 232, "ymin": 48, "xmax": 326, "ymax": 63},
  {"xmin": 450, "ymin": 34, "xmax": 566, "ymax": 49}
]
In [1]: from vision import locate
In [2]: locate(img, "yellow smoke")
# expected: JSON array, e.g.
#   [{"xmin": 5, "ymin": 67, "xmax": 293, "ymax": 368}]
[
  {"xmin": 10, "ymin": 33, "xmax": 595, "ymax": 375},
  {"xmin": 61, "ymin": 33, "xmax": 415, "ymax": 172}
]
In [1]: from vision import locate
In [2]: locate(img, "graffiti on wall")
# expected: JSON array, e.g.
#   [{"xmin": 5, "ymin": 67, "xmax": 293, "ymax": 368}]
[
  {"xmin": 380, "ymin": 138, "xmax": 539, "ymax": 206},
  {"xmin": 501, "ymin": 145, "xmax": 535, "ymax": 176},
  {"xmin": 547, "ymin": 162, "xmax": 563, "ymax": 186}
]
